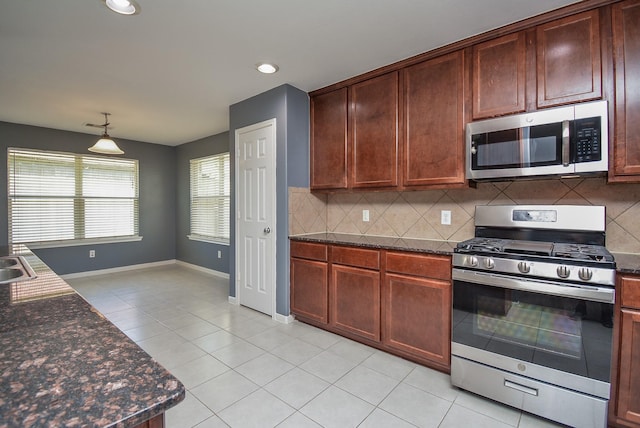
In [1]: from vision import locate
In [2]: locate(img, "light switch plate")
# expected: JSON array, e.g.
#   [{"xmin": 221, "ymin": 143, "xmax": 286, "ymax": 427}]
[
  {"xmin": 362, "ymin": 209, "xmax": 370, "ymax": 222},
  {"xmin": 441, "ymin": 210, "xmax": 452, "ymax": 225}
]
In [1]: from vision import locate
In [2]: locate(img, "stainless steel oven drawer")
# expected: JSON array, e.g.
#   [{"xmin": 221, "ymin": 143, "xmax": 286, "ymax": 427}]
[{"xmin": 451, "ymin": 355, "xmax": 608, "ymax": 428}]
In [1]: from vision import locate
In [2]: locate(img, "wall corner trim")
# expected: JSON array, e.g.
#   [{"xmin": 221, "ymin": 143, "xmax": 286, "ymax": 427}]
[{"xmin": 273, "ymin": 313, "xmax": 295, "ymax": 324}]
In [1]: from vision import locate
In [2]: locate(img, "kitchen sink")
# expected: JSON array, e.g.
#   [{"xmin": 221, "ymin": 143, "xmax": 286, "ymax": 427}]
[{"xmin": 0, "ymin": 256, "xmax": 37, "ymax": 284}]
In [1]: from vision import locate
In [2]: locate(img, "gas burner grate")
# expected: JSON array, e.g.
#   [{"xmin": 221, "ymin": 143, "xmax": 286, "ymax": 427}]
[{"xmin": 552, "ymin": 243, "xmax": 614, "ymax": 262}]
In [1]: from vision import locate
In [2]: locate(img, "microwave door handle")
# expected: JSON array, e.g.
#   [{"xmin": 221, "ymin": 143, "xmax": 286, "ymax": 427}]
[
  {"xmin": 521, "ymin": 127, "xmax": 530, "ymax": 166},
  {"xmin": 562, "ymin": 120, "xmax": 570, "ymax": 166}
]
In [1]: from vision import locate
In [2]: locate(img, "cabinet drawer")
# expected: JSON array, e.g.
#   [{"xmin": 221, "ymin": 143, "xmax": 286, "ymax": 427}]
[
  {"xmin": 385, "ymin": 252, "xmax": 451, "ymax": 281},
  {"xmin": 331, "ymin": 246, "xmax": 379, "ymax": 270},
  {"xmin": 620, "ymin": 275, "xmax": 640, "ymax": 309},
  {"xmin": 290, "ymin": 241, "xmax": 328, "ymax": 262}
]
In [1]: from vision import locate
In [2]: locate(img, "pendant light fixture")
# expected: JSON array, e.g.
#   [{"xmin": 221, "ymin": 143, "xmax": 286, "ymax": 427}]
[{"xmin": 88, "ymin": 113, "xmax": 124, "ymax": 155}]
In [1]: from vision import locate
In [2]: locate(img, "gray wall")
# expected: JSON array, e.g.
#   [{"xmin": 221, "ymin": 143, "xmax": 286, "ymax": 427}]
[
  {"xmin": 175, "ymin": 131, "xmax": 230, "ymax": 273},
  {"xmin": 0, "ymin": 121, "xmax": 177, "ymax": 275},
  {"xmin": 229, "ymin": 84, "xmax": 309, "ymax": 316}
]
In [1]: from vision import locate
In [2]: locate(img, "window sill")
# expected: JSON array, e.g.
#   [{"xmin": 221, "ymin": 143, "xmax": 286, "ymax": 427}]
[
  {"xmin": 25, "ymin": 236, "xmax": 143, "ymax": 250},
  {"xmin": 187, "ymin": 235, "xmax": 230, "ymax": 245}
]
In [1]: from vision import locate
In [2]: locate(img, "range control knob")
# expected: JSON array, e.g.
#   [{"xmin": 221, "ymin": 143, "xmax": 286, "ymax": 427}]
[
  {"xmin": 578, "ymin": 267, "xmax": 593, "ymax": 281},
  {"xmin": 517, "ymin": 261, "xmax": 530, "ymax": 273},
  {"xmin": 557, "ymin": 265, "xmax": 571, "ymax": 279},
  {"xmin": 484, "ymin": 258, "xmax": 495, "ymax": 269},
  {"xmin": 466, "ymin": 256, "xmax": 479, "ymax": 267}
]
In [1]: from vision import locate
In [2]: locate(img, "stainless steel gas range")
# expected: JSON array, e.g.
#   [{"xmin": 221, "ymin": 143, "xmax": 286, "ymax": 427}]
[{"xmin": 451, "ymin": 205, "xmax": 615, "ymax": 428}]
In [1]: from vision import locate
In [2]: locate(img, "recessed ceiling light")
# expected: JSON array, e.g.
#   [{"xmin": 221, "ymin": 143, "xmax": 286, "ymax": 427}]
[
  {"xmin": 104, "ymin": 0, "xmax": 139, "ymax": 15},
  {"xmin": 256, "ymin": 63, "xmax": 279, "ymax": 74}
]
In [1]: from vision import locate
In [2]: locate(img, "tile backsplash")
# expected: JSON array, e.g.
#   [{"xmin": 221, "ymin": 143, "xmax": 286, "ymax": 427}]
[{"xmin": 289, "ymin": 178, "xmax": 640, "ymax": 254}]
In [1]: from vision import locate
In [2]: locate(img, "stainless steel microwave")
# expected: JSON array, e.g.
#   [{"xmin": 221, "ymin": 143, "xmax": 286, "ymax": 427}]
[{"xmin": 466, "ymin": 100, "xmax": 608, "ymax": 181}]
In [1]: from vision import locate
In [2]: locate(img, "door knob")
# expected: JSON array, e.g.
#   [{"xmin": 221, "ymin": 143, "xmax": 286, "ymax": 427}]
[{"xmin": 264, "ymin": 227, "xmax": 271, "ymax": 234}]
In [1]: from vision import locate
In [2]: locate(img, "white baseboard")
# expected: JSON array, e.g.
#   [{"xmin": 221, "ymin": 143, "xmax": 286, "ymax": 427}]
[
  {"xmin": 175, "ymin": 260, "xmax": 229, "ymax": 279},
  {"xmin": 61, "ymin": 259, "xmax": 176, "ymax": 280},
  {"xmin": 61, "ymin": 259, "xmax": 230, "ymax": 280},
  {"xmin": 228, "ymin": 296, "xmax": 238, "ymax": 305}
]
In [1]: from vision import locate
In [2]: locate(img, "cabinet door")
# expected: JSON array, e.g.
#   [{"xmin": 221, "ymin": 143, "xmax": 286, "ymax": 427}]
[
  {"xmin": 350, "ymin": 72, "xmax": 399, "ymax": 189},
  {"xmin": 403, "ymin": 51, "xmax": 465, "ymax": 187},
  {"xmin": 612, "ymin": 0, "xmax": 640, "ymax": 179},
  {"xmin": 310, "ymin": 88, "xmax": 348, "ymax": 190},
  {"xmin": 290, "ymin": 258, "xmax": 328, "ymax": 324},
  {"xmin": 382, "ymin": 273, "xmax": 451, "ymax": 369},
  {"xmin": 617, "ymin": 308, "xmax": 640, "ymax": 424},
  {"xmin": 472, "ymin": 32, "xmax": 526, "ymax": 119},
  {"xmin": 330, "ymin": 264, "xmax": 380, "ymax": 341},
  {"xmin": 536, "ymin": 10, "xmax": 602, "ymax": 108}
]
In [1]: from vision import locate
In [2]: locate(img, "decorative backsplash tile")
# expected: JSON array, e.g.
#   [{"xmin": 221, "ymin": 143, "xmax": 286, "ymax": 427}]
[{"xmin": 289, "ymin": 177, "xmax": 640, "ymax": 254}]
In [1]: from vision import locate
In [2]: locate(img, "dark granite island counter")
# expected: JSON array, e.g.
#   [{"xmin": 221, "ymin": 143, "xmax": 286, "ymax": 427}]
[{"xmin": 0, "ymin": 247, "xmax": 185, "ymax": 428}]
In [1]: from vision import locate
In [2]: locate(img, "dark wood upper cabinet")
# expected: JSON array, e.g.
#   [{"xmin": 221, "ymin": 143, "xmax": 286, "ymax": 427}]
[
  {"xmin": 403, "ymin": 51, "xmax": 466, "ymax": 187},
  {"xmin": 309, "ymin": 3, "xmax": 614, "ymax": 191},
  {"xmin": 611, "ymin": 0, "xmax": 640, "ymax": 180},
  {"xmin": 472, "ymin": 32, "xmax": 526, "ymax": 119},
  {"xmin": 536, "ymin": 10, "xmax": 602, "ymax": 108},
  {"xmin": 310, "ymin": 88, "xmax": 348, "ymax": 190},
  {"xmin": 350, "ymin": 72, "xmax": 400, "ymax": 189}
]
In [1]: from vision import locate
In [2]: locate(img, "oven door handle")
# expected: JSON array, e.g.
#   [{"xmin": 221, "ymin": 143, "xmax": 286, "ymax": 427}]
[{"xmin": 452, "ymin": 268, "xmax": 614, "ymax": 304}]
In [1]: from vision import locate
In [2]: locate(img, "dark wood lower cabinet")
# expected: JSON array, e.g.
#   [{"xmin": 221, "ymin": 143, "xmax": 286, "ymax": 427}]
[
  {"xmin": 290, "ymin": 242, "xmax": 328, "ymax": 325},
  {"xmin": 291, "ymin": 257, "xmax": 329, "ymax": 325},
  {"xmin": 133, "ymin": 414, "xmax": 164, "ymax": 428},
  {"xmin": 383, "ymin": 273, "xmax": 450, "ymax": 371},
  {"xmin": 610, "ymin": 275, "xmax": 640, "ymax": 427},
  {"xmin": 330, "ymin": 264, "xmax": 381, "ymax": 342},
  {"xmin": 289, "ymin": 240, "xmax": 452, "ymax": 372},
  {"xmin": 616, "ymin": 308, "xmax": 640, "ymax": 425},
  {"xmin": 383, "ymin": 251, "xmax": 452, "ymax": 370}
]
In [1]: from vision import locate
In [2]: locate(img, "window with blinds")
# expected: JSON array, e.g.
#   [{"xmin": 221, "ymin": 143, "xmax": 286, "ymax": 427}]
[
  {"xmin": 7, "ymin": 148, "xmax": 139, "ymax": 246},
  {"xmin": 189, "ymin": 152, "xmax": 230, "ymax": 244}
]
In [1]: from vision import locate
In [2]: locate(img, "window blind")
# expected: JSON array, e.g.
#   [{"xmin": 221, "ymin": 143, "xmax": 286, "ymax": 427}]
[
  {"xmin": 7, "ymin": 148, "xmax": 139, "ymax": 245},
  {"xmin": 189, "ymin": 153, "xmax": 230, "ymax": 243}
]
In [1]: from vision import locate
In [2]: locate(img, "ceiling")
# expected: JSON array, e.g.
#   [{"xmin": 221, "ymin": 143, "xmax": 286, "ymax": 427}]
[{"xmin": 0, "ymin": 0, "xmax": 581, "ymax": 146}]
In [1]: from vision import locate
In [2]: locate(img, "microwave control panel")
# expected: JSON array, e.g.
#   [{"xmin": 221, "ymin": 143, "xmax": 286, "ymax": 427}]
[{"xmin": 572, "ymin": 116, "xmax": 601, "ymax": 163}]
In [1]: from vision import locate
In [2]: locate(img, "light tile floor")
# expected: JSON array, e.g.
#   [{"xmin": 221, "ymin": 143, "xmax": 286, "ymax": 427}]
[{"xmin": 66, "ymin": 264, "xmax": 565, "ymax": 428}]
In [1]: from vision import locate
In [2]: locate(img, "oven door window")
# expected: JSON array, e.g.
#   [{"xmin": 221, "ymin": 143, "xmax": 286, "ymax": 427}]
[
  {"xmin": 453, "ymin": 280, "xmax": 612, "ymax": 382},
  {"xmin": 471, "ymin": 123, "xmax": 563, "ymax": 170}
]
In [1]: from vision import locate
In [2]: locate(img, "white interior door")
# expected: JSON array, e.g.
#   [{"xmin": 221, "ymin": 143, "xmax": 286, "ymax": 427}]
[{"xmin": 235, "ymin": 119, "xmax": 277, "ymax": 316}]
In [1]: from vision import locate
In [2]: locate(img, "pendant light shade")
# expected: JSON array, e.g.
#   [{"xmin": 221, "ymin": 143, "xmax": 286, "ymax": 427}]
[{"xmin": 89, "ymin": 113, "xmax": 124, "ymax": 155}]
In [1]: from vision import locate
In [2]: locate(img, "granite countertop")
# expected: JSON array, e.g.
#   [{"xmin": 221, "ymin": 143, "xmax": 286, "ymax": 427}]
[
  {"xmin": 0, "ymin": 246, "xmax": 185, "ymax": 427},
  {"xmin": 611, "ymin": 252, "xmax": 640, "ymax": 275},
  {"xmin": 289, "ymin": 232, "xmax": 456, "ymax": 255},
  {"xmin": 290, "ymin": 233, "xmax": 640, "ymax": 275}
]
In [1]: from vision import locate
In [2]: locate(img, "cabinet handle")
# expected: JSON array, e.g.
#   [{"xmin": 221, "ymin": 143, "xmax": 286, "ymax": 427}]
[{"xmin": 504, "ymin": 379, "xmax": 538, "ymax": 396}]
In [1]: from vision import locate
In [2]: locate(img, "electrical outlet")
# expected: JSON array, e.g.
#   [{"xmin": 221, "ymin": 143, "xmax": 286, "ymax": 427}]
[
  {"xmin": 362, "ymin": 209, "xmax": 370, "ymax": 222},
  {"xmin": 89, "ymin": 249, "xmax": 95, "ymax": 258},
  {"xmin": 217, "ymin": 250, "xmax": 222, "ymax": 258},
  {"xmin": 441, "ymin": 210, "xmax": 452, "ymax": 225}
]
